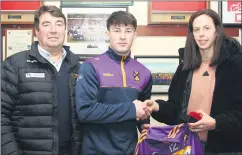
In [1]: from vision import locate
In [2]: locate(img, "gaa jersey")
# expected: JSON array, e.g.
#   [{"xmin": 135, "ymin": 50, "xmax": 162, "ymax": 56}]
[{"xmin": 135, "ymin": 123, "xmax": 204, "ymax": 155}]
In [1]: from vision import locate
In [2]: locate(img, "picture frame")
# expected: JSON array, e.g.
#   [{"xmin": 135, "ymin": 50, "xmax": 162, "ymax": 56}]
[
  {"xmin": 62, "ymin": 7, "xmax": 127, "ymax": 55},
  {"xmin": 1, "ymin": 1, "xmax": 43, "ymax": 24},
  {"xmin": 77, "ymin": 54, "xmax": 98, "ymax": 64},
  {"xmin": 148, "ymin": 1, "xmax": 209, "ymax": 25},
  {"xmin": 239, "ymin": 29, "xmax": 242, "ymax": 45},
  {"xmin": 218, "ymin": 1, "xmax": 242, "ymax": 27},
  {"xmin": 61, "ymin": 1, "xmax": 133, "ymax": 8},
  {"xmin": 134, "ymin": 55, "xmax": 180, "ymax": 94},
  {"xmin": 5, "ymin": 28, "xmax": 34, "ymax": 59},
  {"xmin": 1, "ymin": 1, "xmax": 42, "ymax": 12}
]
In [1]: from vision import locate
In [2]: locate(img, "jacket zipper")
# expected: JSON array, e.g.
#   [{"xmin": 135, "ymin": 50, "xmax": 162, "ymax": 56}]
[
  {"xmin": 68, "ymin": 63, "xmax": 79, "ymax": 155},
  {"xmin": 48, "ymin": 63, "xmax": 59, "ymax": 155},
  {"xmin": 120, "ymin": 56, "xmax": 127, "ymax": 87}
]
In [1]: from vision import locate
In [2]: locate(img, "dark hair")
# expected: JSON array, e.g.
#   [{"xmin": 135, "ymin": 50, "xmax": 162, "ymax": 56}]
[
  {"xmin": 106, "ymin": 11, "xmax": 137, "ymax": 30},
  {"xmin": 34, "ymin": 5, "xmax": 66, "ymax": 30},
  {"xmin": 183, "ymin": 9, "xmax": 226, "ymax": 70}
]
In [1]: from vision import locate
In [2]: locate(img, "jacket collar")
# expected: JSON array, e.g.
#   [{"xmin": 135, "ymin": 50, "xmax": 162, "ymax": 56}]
[
  {"xmin": 106, "ymin": 47, "xmax": 131, "ymax": 64},
  {"xmin": 28, "ymin": 41, "xmax": 79, "ymax": 67},
  {"xmin": 216, "ymin": 38, "xmax": 241, "ymax": 65}
]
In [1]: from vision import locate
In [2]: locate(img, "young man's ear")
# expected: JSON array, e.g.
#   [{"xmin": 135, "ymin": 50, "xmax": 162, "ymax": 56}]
[
  {"xmin": 134, "ymin": 31, "xmax": 137, "ymax": 39},
  {"xmin": 105, "ymin": 30, "xmax": 110, "ymax": 38}
]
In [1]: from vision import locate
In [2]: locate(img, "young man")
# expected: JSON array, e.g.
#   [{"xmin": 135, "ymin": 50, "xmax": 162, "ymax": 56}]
[
  {"xmin": 1, "ymin": 6, "xmax": 82, "ymax": 155},
  {"xmin": 75, "ymin": 11, "xmax": 152, "ymax": 155}
]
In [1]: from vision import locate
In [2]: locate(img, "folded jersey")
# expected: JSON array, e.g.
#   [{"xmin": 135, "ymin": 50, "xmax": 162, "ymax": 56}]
[{"xmin": 135, "ymin": 123, "xmax": 204, "ymax": 155}]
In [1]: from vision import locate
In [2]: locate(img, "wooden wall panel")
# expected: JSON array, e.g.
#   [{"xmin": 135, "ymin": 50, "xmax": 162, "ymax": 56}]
[
  {"xmin": 1, "ymin": 24, "xmax": 239, "ymax": 37},
  {"xmin": 136, "ymin": 25, "xmax": 239, "ymax": 37}
]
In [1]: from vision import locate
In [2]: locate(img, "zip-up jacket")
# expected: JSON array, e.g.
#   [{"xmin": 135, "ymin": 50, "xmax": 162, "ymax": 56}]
[
  {"xmin": 75, "ymin": 48, "xmax": 152, "ymax": 155},
  {"xmin": 1, "ymin": 41, "xmax": 82, "ymax": 155}
]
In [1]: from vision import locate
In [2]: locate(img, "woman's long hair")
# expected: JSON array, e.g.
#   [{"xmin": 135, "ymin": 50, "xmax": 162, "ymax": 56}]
[{"xmin": 183, "ymin": 9, "xmax": 226, "ymax": 70}]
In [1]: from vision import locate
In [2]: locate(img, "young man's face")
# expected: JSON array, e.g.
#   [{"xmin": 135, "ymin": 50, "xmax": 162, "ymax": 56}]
[
  {"xmin": 107, "ymin": 24, "xmax": 136, "ymax": 56},
  {"xmin": 35, "ymin": 12, "xmax": 66, "ymax": 51}
]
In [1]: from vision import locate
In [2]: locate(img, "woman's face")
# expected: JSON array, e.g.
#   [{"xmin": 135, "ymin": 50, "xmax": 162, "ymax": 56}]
[{"xmin": 192, "ymin": 14, "xmax": 217, "ymax": 51}]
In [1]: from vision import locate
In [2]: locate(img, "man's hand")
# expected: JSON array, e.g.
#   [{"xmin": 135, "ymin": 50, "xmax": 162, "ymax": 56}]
[
  {"xmin": 144, "ymin": 100, "xmax": 159, "ymax": 112},
  {"xmin": 133, "ymin": 100, "xmax": 149, "ymax": 121}
]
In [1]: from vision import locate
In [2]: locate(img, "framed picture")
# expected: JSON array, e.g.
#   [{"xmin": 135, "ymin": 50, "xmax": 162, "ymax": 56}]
[
  {"xmin": 62, "ymin": 7, "xmax": 127, "ymax": 55},
  {"xmin": 239, "ymin": 29, "xmax": 242, "ymax": 45},
  {"xmin": 219, "ymin": 1, "xmax": 242, "ymax": 27},
  {"xmin": 5, "ymin": 28, "xmax": 34, "ymax": 59},
  {"xmin": 61, "ymin": 1, "xmax": 133, "ymax": 7},
  {"xmin": 148, "ymin": 1, "xmax": 209, "ymax": 24},
  {"xmin": 134, "ymin": 55, "xmax": 179, "ymax": 94},
  {"xmin": 1, "ymin": 1, "xmax": 43, "ymax": 24},
  {"xmin": 1, "ymin": 1, "xmax": 42, "ymax": 12},
  {"xmin": 77, "ymin": 54, "xmax": 98, "ymax": 64}
]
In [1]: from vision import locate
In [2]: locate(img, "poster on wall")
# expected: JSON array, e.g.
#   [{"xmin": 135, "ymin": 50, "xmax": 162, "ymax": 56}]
[
  {"xmin": 5, "ymin": 29, "xmax": 34, "ymax": 59},
  {"xmin": 67, "ymin": 13, "xmax": 109, "ymax": 43},
  {"xmin": 62, "ymin": 7, "xmax": 127, "ymax": 54},
  {"xmin": 134, "ymin": 56, "xmax": 179, "ymax": 94},
  {"xmin": 148, "ymin": 1, "xmax": 209, "ymax": 24},
  {"xmin": 219, "ymin": 1, "xmax": 241, "ymax": 26}
]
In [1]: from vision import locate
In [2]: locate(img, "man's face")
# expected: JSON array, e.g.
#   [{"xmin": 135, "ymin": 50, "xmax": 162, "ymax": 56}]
[
  {"xmin": 35, "ymin": 12, "xmax": 66, "ymax": 51},
  {"xmin": 192, "ymin": 14, "xmax": 217, "ymax": 52},
  {"xmin": 107, "ymin": 24, "xmax": 136, "ymax": 56}
]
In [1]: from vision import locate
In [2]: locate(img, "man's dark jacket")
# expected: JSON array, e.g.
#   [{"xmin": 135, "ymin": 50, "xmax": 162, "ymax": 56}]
[{"xmin": 1, "ymin": 41, "xmax": 82, "ymax": 155}]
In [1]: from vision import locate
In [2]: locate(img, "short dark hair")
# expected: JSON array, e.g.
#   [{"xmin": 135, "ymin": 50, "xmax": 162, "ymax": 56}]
[
  {"xmin": 183, "ymin": 9, "xmax": 226, "ymax": 70},
  {"xmin": 34, "ymin": 5, "xmax": 66, "ymax": 30},
  {"xmin": 106, "ymin": 11, "xmax": 137, "ymax": 30}
]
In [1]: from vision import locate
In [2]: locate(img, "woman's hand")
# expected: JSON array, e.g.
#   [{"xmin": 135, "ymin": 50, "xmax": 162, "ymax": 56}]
[
  {"xmin": 144, "ymin": 100, "xmax": 159, "ymax": 112},
  {"xmin": 188, "ymin": 110, "xmax": 216, "ymax": 132}
]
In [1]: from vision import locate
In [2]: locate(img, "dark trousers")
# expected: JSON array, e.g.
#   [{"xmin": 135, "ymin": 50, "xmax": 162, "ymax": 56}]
[
  {"xmin": 201, "ymin": 141, "xmax": 242, "ymax": 155},
  {"xmin": 59, "ymin": 142, "xmax": 71, "ymax": 155},
  {"xmin": 205, "ymin": 152, "xmax": 242, "ymax": 155}
]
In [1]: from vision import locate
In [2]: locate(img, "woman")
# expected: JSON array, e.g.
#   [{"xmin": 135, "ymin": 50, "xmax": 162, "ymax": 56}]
[{"xmin": 146, "ymin": 9, "xmax": 242, "ymax": 154}]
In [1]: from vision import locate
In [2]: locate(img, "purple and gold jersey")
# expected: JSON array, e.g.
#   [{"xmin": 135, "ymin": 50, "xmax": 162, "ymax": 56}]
[{"xmin": 135, "ymin": 123, "xmax": 204, "ymax": 155}]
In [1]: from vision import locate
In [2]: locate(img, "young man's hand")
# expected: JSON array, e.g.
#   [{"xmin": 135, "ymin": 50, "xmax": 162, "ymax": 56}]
[{"xmin": 133, "ymin": 100, "xmax": 149, "ymax": 120}]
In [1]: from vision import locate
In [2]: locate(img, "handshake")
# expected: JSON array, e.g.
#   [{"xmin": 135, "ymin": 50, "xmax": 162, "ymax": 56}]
[{"xmin": 133, "ymin": 99, "xmax": 159, "ymax": 121}]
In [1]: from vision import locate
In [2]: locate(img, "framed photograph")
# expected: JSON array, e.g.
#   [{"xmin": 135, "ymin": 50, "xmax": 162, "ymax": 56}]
[
  {"xmin": 77, "ymin": 54, "xmax": 98, "ymax": 64},
  {"xmin": 134, "ymin": 55, "xmax": 179, "ymax": 94},
  {"xmin": 219, "ymin": 1, "xmax": 241, "ymax": 27},
  {"xmin": 62, "ymin": 7, "xmax": 127, "ymax": 55},
  {"xmin": 148, "ymin": 1, "xmax": 209, "ymax": 24},
  {"xmin": 239, "ymin": 29, "xmax": 242, "ymax": 45},
  {"xmin": 1, "ymin": 1, "xmax": 43, "ymax": 24},
  {"xmin": 5, "ymin": 28, "xmax": 34, "ymax": 59},
  {"xmin": 61, "ymin": 1, "xmax": 133, "ymax": 7}
]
